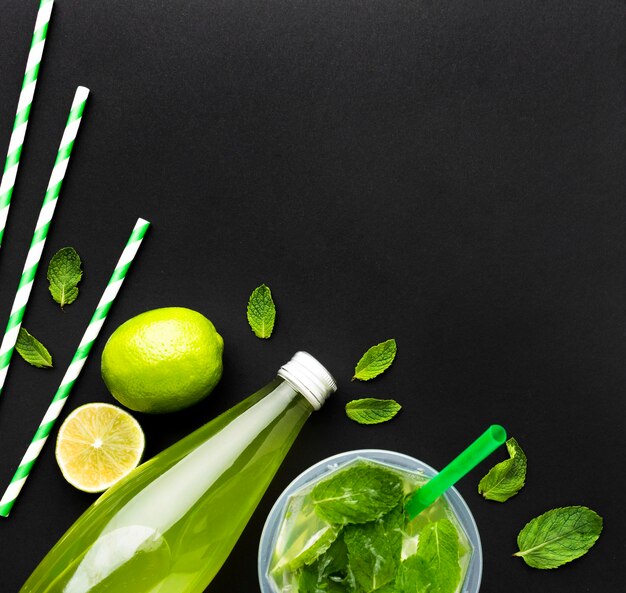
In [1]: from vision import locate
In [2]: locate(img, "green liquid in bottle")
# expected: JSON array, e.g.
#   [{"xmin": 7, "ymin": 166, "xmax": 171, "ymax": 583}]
[{"xmin": 22, "ymin": 353, "xmax": 336, "ymax": 593}]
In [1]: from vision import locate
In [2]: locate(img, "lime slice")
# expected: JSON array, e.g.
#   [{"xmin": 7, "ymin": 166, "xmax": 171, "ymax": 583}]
[{"xmin": 55, "ymin": 403, "xmax": 145, "ymax": 493}]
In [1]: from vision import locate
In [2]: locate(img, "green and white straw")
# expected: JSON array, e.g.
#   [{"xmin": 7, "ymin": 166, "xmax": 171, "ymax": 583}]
[
  {"xmin": 0, "ymin": 0, "xmax": 54, "ymax": 248},
  {"xmin": 0, "ymin": 218, "xmax": 150, "ymax": 517},
  {"xmin": 0, "ymin": 86, "xmax": 89, "ymax": 396}
]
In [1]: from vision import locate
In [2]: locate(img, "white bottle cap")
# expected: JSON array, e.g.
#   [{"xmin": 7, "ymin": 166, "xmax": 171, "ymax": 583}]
[{"xmin": 277, "ymin": 352, "xmax": 337, "ymax": 410}]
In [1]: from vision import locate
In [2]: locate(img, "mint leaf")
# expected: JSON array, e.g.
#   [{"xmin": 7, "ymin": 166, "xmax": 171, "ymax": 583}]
[
  {"xmin": 397, "ymin": 518, "xmax": 461, "ymax": 593},
  {"xmin": 478, "ymin": 437, "xmax": 527, "ymax": 502},
  {"xmin": 288, "ymin": 523, "xmax": 342, "ymax": 571},
  {"xmin": 297, "ymin": 537, "xmax": 350, "ymax": 593},
  {"xmin": 311, "ymin": 461, "xmax": 404, "ymax": 525},
  {"xmin": 15, "ymin": 328, "xmax": 53, "ymax": 368},
  {"xmin": 345, "ymin": 398, "xmax": 401, "ymax": 425},
  {"xmin": 246, "ymin": 284, "xmax": 276, "ymax": 338},
  {"xmin": 272, "ymin": 495, "xmax": 342, "ymax": 575},
  {"xmin": 374, "ymin": 585, "xmax": 400, "ymax": 593},
  {"xmin": 47, "ymin": 247, "xmax": 83, "ymax": 308},
  {"xmin": 514, "ymin": 506, "xmax": 602, "ymax": 569},
  {"xmin": 344, "ymin": 504, "xmax": 404, "ymax": 592},
  {"xmin": 318, "ymin": 536, "xmax": 350, "ymax": 577},
  {"xmin": 396, "ymin": 555, "xmax": 429, "ymax": 593},
  {"xmin": 298, "ymin": 566, "xmax": 347, "ymax": 593},
  {"xmin": 352, "ymin": 339, "xmax": 396, "ymax": 381}
]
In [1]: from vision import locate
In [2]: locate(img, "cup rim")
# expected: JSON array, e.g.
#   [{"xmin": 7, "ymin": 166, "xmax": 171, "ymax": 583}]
[{"xmin": 258, "ymin": 448, "xmax": 483, "ymax": 593}]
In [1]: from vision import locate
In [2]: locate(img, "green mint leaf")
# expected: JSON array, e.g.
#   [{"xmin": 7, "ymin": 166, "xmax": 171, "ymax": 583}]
[
  {"xmin": 396, "ymin": 518, "xmax": 461, "ymax": 593},
  {"xmin": 317, "ymin": 536, "xmax": 350, "ymax": 578},
  {"xmin": 344, "ymin": 504, "xmax": 404, "ymax": 592},
  {"xmin": 246, "ymin": 284, "xmax": 276, "ymax": 338},
  {"xmin": 478, "ymin": 437, "xmax": 527, "ymax": 502},
  {"xmin": 297, "ymin": 537, "xmax": 350, "ymax": 593},
  {"xmin": 373, "ymin": 585, "xmax": 400, "ymax": 593},
  {"xmin": 47, "ymin": 247, "xmax": 83, "ymax": 308},
  {"xmin": 311, "ymin": 461, "xmax": 404, "ymax": 525},
  {"xmin": 396, "ymin": 555, "xmax": 429, "ymax": 593},
  {"xmin": 272, "ymin": 495, "xmax": 342, "ymax": 575},
  {"xmin": 345, "ymin": 398, "xmax": 401, "ymax": 425},
  {"xmin": 298, "ymin": 566, "xmax": 348, "ymax": 593},
  {"xmin": 352, "ymin": 339, "xmax": 396, "ymax": 381},
  {"xmin": 15, "ymin": 328, "xmax": 53, "ymax": 368},
  {"xmin": 288, "ymin": 524, "xmax": 342, "ymax": 571},
  {"xmin": 514, "ymin": 506, "xmax": 603, "ymax": 569}
]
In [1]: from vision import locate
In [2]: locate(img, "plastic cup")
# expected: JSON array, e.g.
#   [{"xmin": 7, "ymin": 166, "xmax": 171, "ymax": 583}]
[{"xmin": 258, "ymin": 449, "xmax": 482, "ymax": 593}]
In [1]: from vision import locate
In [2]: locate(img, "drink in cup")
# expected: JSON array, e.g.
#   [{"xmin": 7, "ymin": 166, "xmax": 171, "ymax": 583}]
[{"xmin": 259, "ymin": 450, "xmax": 482, "ymax": 593}]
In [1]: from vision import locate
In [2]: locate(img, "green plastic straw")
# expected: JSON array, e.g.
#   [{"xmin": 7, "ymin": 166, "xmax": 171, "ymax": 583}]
[{"xmin": 405, "ymin": 424, "xmax": 507, "ymax": 520}]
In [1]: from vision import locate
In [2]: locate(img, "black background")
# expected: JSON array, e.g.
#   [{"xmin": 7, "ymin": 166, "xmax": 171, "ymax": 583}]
[{"xmin": 0, "ymin": 0, "xmax": 624, "ymax": 591}]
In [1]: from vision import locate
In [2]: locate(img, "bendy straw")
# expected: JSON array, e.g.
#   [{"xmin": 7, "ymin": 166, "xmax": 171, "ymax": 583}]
[
  {"xmin": 0, "ymin": 218, "xmax": 150, "ymax": 517},
  {"xmin": 405, "ymin": 424, "xmax": 507, "ymax": 519},
  {"xmin": 0, "ymin": 0, "xmax": 54, "ymax": 248},
  {"xmin": 0, "ymin": 86, "xmax": 89, "ymax": 397}
]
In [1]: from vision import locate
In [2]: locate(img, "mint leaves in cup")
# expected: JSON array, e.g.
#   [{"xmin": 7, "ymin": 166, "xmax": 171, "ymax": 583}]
[
  {"xmin": 271, "ymin": 459, "xmax": 471, "ymax": 593},
  {"xmin": 311, "ymin": 463, "xmax": 404, "ymax": 525}
]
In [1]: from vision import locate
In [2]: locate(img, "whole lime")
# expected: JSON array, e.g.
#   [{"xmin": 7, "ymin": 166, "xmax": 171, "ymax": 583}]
[{"xmin": 101, "ymin": 307, "xmax": 224, "ymax": 414}]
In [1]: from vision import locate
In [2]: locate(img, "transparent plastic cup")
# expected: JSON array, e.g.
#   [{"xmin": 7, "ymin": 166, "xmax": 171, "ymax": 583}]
[{"xmin": 258, "ymin": 449, "xmax": 482, "ymax": 593}]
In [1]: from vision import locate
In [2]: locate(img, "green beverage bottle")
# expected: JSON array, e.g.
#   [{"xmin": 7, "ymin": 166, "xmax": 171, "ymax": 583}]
[{"xmin": 21, "ymin": 352, "xmax": 337, "ymax": 593}]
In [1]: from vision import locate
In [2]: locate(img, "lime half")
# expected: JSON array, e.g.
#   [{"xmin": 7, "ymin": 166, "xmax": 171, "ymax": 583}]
[{"xmin": 55, "ymin": 403, "xmax": 145, "ymax": 493}]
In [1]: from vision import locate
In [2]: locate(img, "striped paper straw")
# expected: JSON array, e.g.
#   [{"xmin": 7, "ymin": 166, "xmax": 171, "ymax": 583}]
[
  {"xmin": 0, "ymin": 86, "xmax": 89, "ymax": 397},
  {"xmin": 0, "ymin": 218, "xmax": 151, "ymax": 517},
  {"xmin": 0, "ymin": 0, "xmax": 55, "ymax": 248}
]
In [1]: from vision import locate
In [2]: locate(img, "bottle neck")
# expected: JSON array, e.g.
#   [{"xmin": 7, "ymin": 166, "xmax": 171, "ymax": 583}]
[{"xmin": 277, "ymin": 352, "xmax": 337, "ymax": 410}]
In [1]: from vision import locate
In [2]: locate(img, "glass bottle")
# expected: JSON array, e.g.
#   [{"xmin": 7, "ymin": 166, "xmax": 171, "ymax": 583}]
[{"xmin": 21, "ymin": 352, "xmax": 337, "ymax": 593}]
